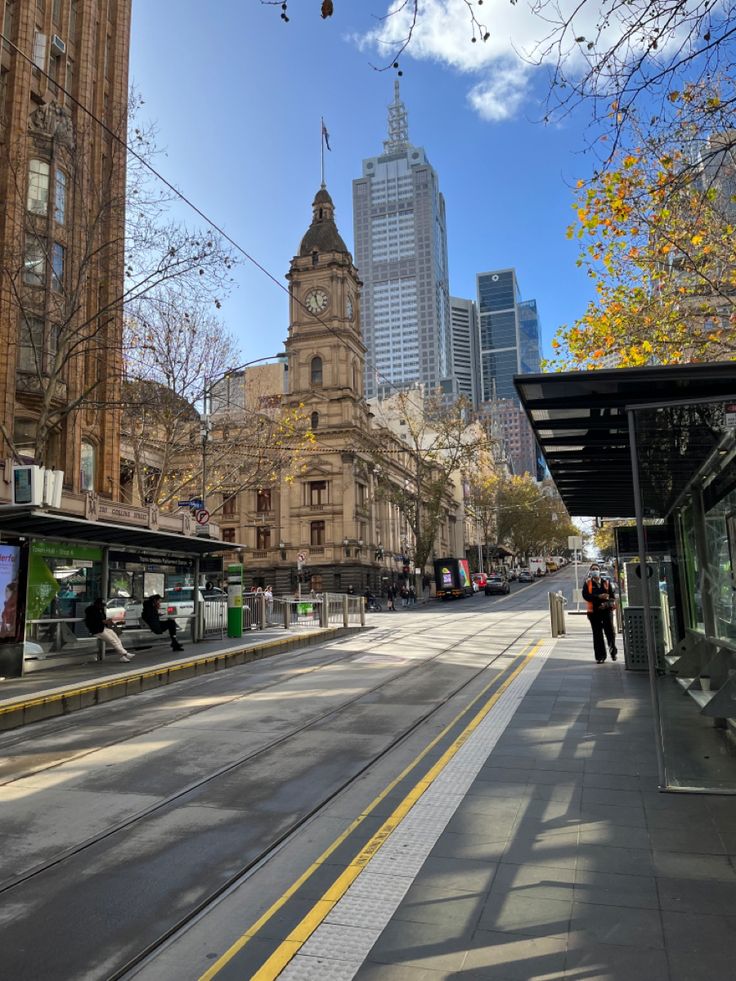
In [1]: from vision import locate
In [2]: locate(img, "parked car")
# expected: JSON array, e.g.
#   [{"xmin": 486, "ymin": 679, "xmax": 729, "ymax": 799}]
[
  {"xmin": 103, "ymin": 597, "xmax": 128, "ymax": 627},
  {"xmin": 507, "ymin": 568, "xmax": 519, "ymax": 582},
  {"xmin": 105, "ymin": 596, "xmax": 144, "ymax": 628},
  {"xmin": 518, "ymin": 570, "xmax": 534, "ymax": 583},
  {"xmin": 485, "ymin": 574, "xmax": 510, "ymax": 596},
  {"xmin": 163, "ymin": 586, "xmax": 226, "ymax": 628},
  {"xmin": 472, "ymin": 573, "xmax": 488, "ymax": 589}
]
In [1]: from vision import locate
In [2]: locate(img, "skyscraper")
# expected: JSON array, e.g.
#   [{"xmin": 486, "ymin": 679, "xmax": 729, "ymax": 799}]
[
  {"xmin": 477, "ymin": 268, "xmax": 542, "ymax": 402},
  {"xmin": 353, "ymin": 82, "xmax": 451, "ymax": 400},
  {"xmin": 449, "ymin": 297, "xmax": 480, "ymax": 406}
]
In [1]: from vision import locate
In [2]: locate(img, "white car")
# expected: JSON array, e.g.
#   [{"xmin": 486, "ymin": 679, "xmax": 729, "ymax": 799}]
[
  {"xmin": 162, "ymin": 586, "xmax": 226, "ymax": 628},
  {"xmin": 105, "ymin": 597, "xmax": 143, "ymax": 628}
]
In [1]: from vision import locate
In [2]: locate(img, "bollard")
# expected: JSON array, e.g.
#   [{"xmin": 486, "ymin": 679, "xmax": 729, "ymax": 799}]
[
  {"xmin": 283, "ymin": 599, "xmax": 290, "ymax": 629},
  {"xmin": 319, "ymin": 596, "xmax": 328, "ymax": 628},
  {"xmin": 360, "ymin": 599, "xmax": 365, "ymax": 627},
  {"xmin": 343, "ymin": 594, "xmax": 349, "ymax": 628},
  {"xmin": 258, "ymin": 594, "xmax": 266, "ymax": 630}
]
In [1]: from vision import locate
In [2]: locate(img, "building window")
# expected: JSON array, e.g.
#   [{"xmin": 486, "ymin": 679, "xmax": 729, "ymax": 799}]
[
  {"xmin": 256, "ymin": 526, "xmax": 271, "ymax": 549},
  {"xmin": 357, "ymin": 483, "xmax": 366, "ymax": 507},
  {"xmin": 13, "ymin": 418, "xmax": 36, "ymax": 461},
  {"xmin": 222, "ymin": 494, "xmax": 236, "ymax": 516},
  {"xmin": 27, "ymin": 160, "xmax": 50, "ymax": 215},
  {"xmin": 310, "ymin": 356, "xmax": 323, "ymax": 386},
  {"xmin": 256, "ymin": 487, "xmax": 272, "ymax": 512},
  {"xmin": 23, "ymin": 236, "xmax": 46, "ymax": 286},
  {"xmin": 80, "ymin": 441, "xmax": 95, "ymax": 492},
  {"xmin": 51, "ymin": 242, "xmax": 65, "ymax": 291},
  {"xmin": 18, "ymin": 316, "xmax": 44, "ymax": 373},
  {"xmin": 69, "ymin": 0, "xmax": 77, "ymax": 40},
  {"xmin": 52, "ymin": 0, "xmax": 62, "ymax": 24},
  {"xmin": 222, "ymin": 528, "xmax": 236, "ymax": 544},
  {"xmin": 310, "ymin": 411, "xmax": 319, "ymax": 431},
  {"xmin": 310, "ymin": 480, "xmax": 327, "ymax": 506},
  {"xmin": 54, "ymin": 169, "xmax": 67, "ymax": 224},
  {"xmin": 310, "ymin": 520, "xmax": 325, "ymax": 546}
]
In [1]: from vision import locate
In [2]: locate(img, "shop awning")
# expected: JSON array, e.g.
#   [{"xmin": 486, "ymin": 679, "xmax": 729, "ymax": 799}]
[
  {"xmin": 0, "ymin": 507, "xmax": 241, "ymax": 557},
  {"xmin": 514, "ymin": 362, "xmax": 736, "ymax": 518}
]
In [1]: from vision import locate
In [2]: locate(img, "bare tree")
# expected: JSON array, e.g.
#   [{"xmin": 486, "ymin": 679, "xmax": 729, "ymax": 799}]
[{"xmin": 368, "ymin": 389, "xmax": 495, "ymax": 571}]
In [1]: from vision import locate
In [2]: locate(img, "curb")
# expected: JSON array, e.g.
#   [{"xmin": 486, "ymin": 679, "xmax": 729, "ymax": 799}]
[{"xmin": 0, "ymin": 627, "xmax": 361, "ymax": 733}]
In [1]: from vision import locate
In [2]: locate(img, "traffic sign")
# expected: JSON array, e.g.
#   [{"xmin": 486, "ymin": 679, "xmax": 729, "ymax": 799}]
[
  {"xmin": 297, "ymin": 551, "xmax": 307, "ymax": 563},
  {"xmin": 195, "ymin": 509, "xmax": 210, "ymax": 525},
  {"xmin": 724, "ymin": 402, "xmax": 736, "ymax": 429},
  {"xmin": 178, "ymin": 498, "xmax": 204, "ymax": 509}
]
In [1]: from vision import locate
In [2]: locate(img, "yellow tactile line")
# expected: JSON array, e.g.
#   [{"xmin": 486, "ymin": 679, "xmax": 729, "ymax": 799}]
[
  {"xmin": 0, "ymin": 631, "xmax": 343, "ymax": 718},
  {"xmin": 201, "ymin": 638, "xmax": 543, "ymax": 981}
]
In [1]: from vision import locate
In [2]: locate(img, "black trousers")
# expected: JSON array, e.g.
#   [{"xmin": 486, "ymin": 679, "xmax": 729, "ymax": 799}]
[
  {"xmin": 587, "ymin": 610, "xmax": 616, "ymax": 661},
  {"xmin": 150, "ymin": 619, "xmax": 178, "ymax": 642}
]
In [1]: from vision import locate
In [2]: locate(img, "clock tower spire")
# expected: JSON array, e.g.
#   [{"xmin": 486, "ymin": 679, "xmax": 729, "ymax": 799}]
[{"xmin": 285, "ymin": 187, "xmax": 366, "ymax": 423}]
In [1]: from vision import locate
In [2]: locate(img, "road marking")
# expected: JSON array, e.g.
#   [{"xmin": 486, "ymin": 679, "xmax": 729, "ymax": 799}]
[{"xmin": 200, "ymin": 638, "xmax": 542, "ymax": 981}]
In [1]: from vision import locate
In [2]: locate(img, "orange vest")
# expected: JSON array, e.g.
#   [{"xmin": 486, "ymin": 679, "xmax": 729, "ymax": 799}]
[{"xmin": 584, "ymin": 577, "xmax": 614, "ymax": 614}]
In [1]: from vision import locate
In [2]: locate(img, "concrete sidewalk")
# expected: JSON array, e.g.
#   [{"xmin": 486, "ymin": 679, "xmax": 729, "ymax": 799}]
[
  {"xmin": 340, "ymin": 617, "xmax": 735, "ymax": 980},
  {"xmin": 0, "ymin": 624, "xmax": 356, "ymax": 732}
]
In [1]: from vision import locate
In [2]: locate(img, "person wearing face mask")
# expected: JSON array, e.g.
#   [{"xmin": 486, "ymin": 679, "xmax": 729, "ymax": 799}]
[{"xmin": 582, "ymin": 564, "xmax": 618, "ymax": 663}]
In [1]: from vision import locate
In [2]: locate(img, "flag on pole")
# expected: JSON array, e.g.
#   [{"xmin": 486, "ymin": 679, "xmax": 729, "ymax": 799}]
[{"xmin": 321, "ymin": 119, "xmax": 331, "ymax": 151}]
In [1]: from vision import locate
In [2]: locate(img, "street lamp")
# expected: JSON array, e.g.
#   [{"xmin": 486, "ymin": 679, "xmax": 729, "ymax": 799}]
[{"xmin": 200, "ymin": 352, "xmax": 287, "ymax": 506}]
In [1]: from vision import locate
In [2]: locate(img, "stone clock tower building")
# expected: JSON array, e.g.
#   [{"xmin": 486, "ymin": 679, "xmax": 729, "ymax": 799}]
[{"xmin": 215, "ymin": 186, "xmax": 465, "ymax": 594}]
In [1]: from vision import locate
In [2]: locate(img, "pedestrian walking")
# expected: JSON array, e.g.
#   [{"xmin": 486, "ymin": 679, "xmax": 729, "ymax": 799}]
[
  {"xmin": 386, "ymin": 584, "xmax": 396, "ymax": 611},
  {"xmin": 409, "ymin": 585, "xmax": 416, "ymax": 606},
  {"xmin": 582, "ymin": 564, "xmax": 618, "ymax": 663},
  {"xmin": 141, "ymin": 594, "xmax": 184, "ymax": 652},
  {"xmin": 400, "ymin": 585, "xmax": 408, "ymax": 608},
  {"xmin": 84, "ymin": 598, "xmax": 134, "ymax": 663},
  {"xmin": 264, "ymin": 584, "xmax": 274, "ymax": 623}
]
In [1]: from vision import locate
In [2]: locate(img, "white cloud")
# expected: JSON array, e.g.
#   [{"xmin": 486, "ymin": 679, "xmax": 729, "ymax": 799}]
[
  {"xmin": 467, "ymin": 61, "xmax": 531, "ymax": 122},
  {"xmin": 360, "ymin": 0, "xmax": 692, "ymax": 124}
]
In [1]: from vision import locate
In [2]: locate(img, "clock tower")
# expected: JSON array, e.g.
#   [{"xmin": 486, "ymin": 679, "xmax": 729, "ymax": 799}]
[{"xmin": 285, "ymin": 186, "xmax": 367, "ymax": 429}]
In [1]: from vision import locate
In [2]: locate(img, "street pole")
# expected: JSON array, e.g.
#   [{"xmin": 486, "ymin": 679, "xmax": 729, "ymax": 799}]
[{"xmin": 574, "ymin": 549, "xmax": 580, "ymax": 612}]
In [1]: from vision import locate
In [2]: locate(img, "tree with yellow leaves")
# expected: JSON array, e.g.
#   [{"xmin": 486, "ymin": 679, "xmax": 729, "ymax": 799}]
[{"xmin": 549, "ymin": 84, "xmax": 736, "ymax": 370}]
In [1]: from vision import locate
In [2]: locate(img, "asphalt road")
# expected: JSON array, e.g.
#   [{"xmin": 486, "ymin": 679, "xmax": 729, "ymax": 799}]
[{"xmin": 0, "ymin": 570, "xmax": 573, "ymax": 980}]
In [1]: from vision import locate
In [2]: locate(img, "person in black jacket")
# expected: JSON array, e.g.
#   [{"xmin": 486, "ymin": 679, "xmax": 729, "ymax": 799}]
[
  {"xmin": 582, "ymin": 565, "xmax": 618, "ymax": 663},
  {"xmin": 84, "ymin": 598, "xmax": 133, "ymax": 662},
  {"xmin": 141, "ymin": 594, "xmax": 184, "ymax": 651}
]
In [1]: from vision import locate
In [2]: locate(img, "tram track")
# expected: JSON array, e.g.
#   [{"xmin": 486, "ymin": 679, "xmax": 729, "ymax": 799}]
[
  {"xmin": 0, "ymin": 586, "xmax": 554, "ymax": 980},
  {"xmin": 0, "ymin": 599, "xmax": 545, "ymax": 896}
]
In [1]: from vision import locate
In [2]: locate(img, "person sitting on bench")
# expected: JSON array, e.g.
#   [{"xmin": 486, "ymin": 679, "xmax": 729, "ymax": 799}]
[
  {"xmin": 141, "ymin": 594, "xmax": 184, "ymax": 652},
  {"xmin": 84, "ymin": 598, "xmax": 134, "ymax": 663}
]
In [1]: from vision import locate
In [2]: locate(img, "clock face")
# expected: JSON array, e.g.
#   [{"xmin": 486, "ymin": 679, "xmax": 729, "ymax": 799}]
[
  {"xmin": 346, "ymin": 295, "xmax": 354, "ymax": 320},
  {"xmin": 305, "ymin": 288, "xmax": 329, "ymax": 315}
]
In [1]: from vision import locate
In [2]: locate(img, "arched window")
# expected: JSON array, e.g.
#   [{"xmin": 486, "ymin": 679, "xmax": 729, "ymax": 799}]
[
  {"xmin": 310, "ymin": 411, "xmax": 319, "ymax": 431},
  {"xmin": 80, "ymin": 441, "xmax": 96, "ymax": 492},
  {"xmin": 352, "ymin": 362, "xmax": 358, "ymax": 392},
  {"xmin": 310, "ymin": 356, "xmax": 323, "ymax": 386}
]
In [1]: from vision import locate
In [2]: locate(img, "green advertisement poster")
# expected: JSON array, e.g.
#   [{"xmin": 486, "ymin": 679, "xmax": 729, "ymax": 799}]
[{"xmin": 27, "ymin": 552, "xmax": 61, "ymax": 621}]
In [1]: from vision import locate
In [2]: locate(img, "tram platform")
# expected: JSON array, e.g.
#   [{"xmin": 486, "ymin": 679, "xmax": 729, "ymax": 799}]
[
  {"xmin": 0, "ymin": 624, "xmax": 355, "ymax": 733},
  {"xmin": 196, "ymin": 615, "xmax": 736, "ymax": 981}
]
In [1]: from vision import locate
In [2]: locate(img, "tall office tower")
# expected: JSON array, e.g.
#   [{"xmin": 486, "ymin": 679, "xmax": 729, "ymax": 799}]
[
  {"xmin": 0, "ymin": 0, "xmax": 132, "ymax": 498},
  {"xmin": 477, "ymin": 268, "xmax": 542, "ymax": 402},
  {"xmin": 449, "ymin": 297, "xmax": 480, "ymax": 407},
  {"xmin": 353, "ymin": 82, "xmax": 452, "ymax": 400}
]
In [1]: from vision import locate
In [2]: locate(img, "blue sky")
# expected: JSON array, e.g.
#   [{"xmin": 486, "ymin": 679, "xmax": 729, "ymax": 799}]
[{"xmin": 129, "ymin": 1, "xmax": 600, "ymax": 365}]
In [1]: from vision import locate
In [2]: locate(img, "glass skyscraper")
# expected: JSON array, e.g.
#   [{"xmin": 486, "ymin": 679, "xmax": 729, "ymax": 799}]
[
  {"xmin": 477, "ymin": 269, "xmax": 542, "ymax": 402},
  {"xmin": 352, "ymin": 83, "xmax": 452, "ymax": 399}
]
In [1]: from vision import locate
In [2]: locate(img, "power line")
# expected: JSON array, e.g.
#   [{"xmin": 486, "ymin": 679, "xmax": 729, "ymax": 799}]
[{"xmin": 0, "ymin": 30, "xmax": 444, "ymax": 423}]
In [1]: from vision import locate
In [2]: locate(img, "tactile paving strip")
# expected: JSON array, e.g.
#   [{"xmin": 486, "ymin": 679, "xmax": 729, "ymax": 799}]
[{"xmin": 277, "ymin": 639, "xmax": 555, "ymax": 980}]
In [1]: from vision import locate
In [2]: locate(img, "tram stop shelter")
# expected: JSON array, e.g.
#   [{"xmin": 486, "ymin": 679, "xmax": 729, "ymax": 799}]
[
  {"xmin": 0, "ymin": 503, "xmax": 231, "ymax": 679},
  {"xmin": 515, "ymin": 361, "xmax": 736, "ymax": 792}
]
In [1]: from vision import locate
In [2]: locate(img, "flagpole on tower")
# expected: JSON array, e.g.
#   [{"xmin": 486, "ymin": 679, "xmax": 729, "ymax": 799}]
[{"xmin": 320, "ymin": 116, "xmax": 325, "ymax": 187}]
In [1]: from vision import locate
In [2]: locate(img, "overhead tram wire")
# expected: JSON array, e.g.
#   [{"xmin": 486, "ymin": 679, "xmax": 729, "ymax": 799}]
[{"xmin": 0, "ymin": 31, "xmax": 445, "ymax": 424}]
